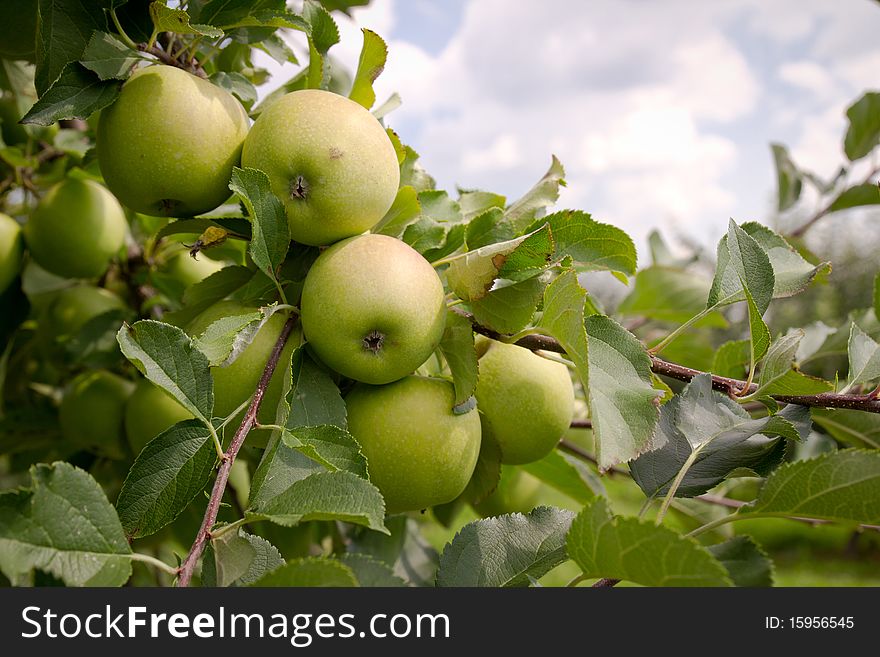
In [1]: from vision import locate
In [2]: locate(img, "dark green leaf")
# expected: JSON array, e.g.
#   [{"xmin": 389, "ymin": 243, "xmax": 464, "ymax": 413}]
[
  {"xmin": 149, "ymin": 1, "xmax": 224, "ymax": 38},
  {"xmin": 471, "ymin": 275, "xmax": 548, "ymax": 334},
  {"xmin": 827, "ymin": 183, "xmax": 880, "ymax": 213},
  {"xmin": 618, "ymin": 267, "xmax": 727, "ymax": 327},
  {"xmin": 22, "ymin": 62, "xmax": 120, "ymax": 125},
  {"xmin": 229, "ymin": 166, "xmax": 290, "ymax": 282},
  {"xmin": 35, "ymin": 0, "xmax": 109, "ymax": 94},
  {"xmin": 707, "ymin": 536, "xmax": 773, "ymax": 587},
  {"xmin": 79, "ymin": 31, "xmax": 143, "ymax": 80},
  {"xmin": 844, "ymin": 92, "xmax": 880, "ymax": 161},
  {"xmin": 812, "ymin": 408, "xmax": 880, "ymax": 449},
  {"xmin": 340, "ymin": 553, "xmax": 407, "ymax": 587},
  {"xmin": 281, "ymin": 424, "xmax": 367, "ymax": 478},
  {"xmin": 438, "ymin": 309, "xmax": 478, "ymax": 407},
  {"xmin": 210, "ymin": 71, "xmax": 257, "ymax": 106},
  {"xmin": 251, "ymin": 557, "xmax": 358, "ymax": 586},
  {"xmin": 770, "ymin": 143, "xmax": 802, "ymax": 212},
  {"xmin": 523, "ymin": 450, "xmax": 604, "ymax": 503},
  {"xmin": 210, "ymin": 528, "xmax": 284, "ymax": 587}
]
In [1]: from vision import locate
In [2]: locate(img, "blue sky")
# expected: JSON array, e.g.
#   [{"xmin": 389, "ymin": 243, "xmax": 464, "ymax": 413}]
[{"xmin": 262, "ymin": 1, "xmax": 880, "ymax": 255}]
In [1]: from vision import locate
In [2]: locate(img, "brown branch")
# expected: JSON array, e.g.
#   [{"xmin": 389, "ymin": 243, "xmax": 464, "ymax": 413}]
[
  {"xmin": 176, "ymin": 315, "xmax": 298, "ymax": 587},
  {"xmin": 592, "ymin": 578, "xmax": 620, "ymax": 588},
  {"xmin": 558, "ymin": 438, "xmax": 629, "ymax": 477},
  {"xmin": 789, "ymin": 166, "xmax": 880, "ymax": 238},
  {"xmin": 137, "ymin": 42, "xmax": 207, "ymax": 78}
]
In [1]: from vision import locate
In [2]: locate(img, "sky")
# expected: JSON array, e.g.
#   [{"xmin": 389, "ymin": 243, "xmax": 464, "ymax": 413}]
[{"xmin": 257, "ymin": 1, "xmax": 880, "ymax": 256}]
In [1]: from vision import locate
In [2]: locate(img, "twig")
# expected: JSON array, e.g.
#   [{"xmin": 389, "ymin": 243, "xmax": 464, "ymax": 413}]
[
  {"xmin": 593, "ymin": 578, "xmax": 620, "ymax": 588},
  {"xmin": 558, "ymin": 438, "xmax": 629, "ymax": 477},
  {"xmin": 137, "ymin": 42, "xmax": 207, "ymax": 78},
  {"xmin": 176, "ymin": 315, "xmax": 297, "ymax": 587},
  {"xmin": 789, "ymin": 165, "xmax": 880, "ymax": 238}
]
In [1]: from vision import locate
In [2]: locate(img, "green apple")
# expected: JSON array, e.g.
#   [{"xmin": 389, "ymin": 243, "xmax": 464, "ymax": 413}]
[
  {"xmin": 25, "ymin": 178, "xmax": 127, "ymax": 279},
  {"xmin": 46, "ymin": 285, "xmax": 126, "ymax": 340},
  {"xmin": 300, "ymin": 234, "xmax": 445, "ymax": 384},
  {"xmin": 241, "ymin": 89, "xmax": 400, "ymax": 245},
  {"xmin": 124, "ymin": 379, "xmax": 195, "ymax": 455},
  {"xmin": 186, "ymin": 300, "xmax": 298, "ymax": 428},
  {"xmin": 97, "ymin": 65, "xmax": 249, "ymax": 217},
  {"xmin": 162, "ymin": 251, "xmax": 224, "ymax": 286},
  {"xmin": 0, "ymin": 213, "xmax": 23, "ymax": 294},
  {"xmin": 59, "ymin": 370, "xmax": 134, "ymax": 455},
  {"xmin": 345, "ymin": 376, "xmax": 481, "ymax": 514},
  {"xmin": 475, "ymin": 340, "xmax": 574, "ymax": 464},
  {"xmin": 472, "ymin": 467, "xmax": 543, "ymax": 517}
]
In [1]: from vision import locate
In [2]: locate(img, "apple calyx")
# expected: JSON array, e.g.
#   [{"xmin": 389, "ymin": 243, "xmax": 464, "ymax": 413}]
[
  {"xmin": 289, "ymin": 175, "xmax": 310, "ymax": 200},
  {"xmin": 363, "ymin": 330, "xmax": 385, "ymax": 355}
]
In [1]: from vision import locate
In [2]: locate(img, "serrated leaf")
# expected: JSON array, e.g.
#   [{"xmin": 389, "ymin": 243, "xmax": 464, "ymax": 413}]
[
  {"xmin": 117, "ymin": 320, "xmax": 214, "ymax": 423},
  {"xmin": 712, "ymin": 340, "xmax": 751, "ymax": 379},
  {"xmin": 438, "ymin": 309, "xmax": 478, "ymax": 407},
  {"xmin": 302, "ymin": 0, "xmax": 340, "ymax": 54},
  {"xmin": 400, "ymin": 145, "xmax": 435, "ymax": 192},
  {"xmin": 210, "ymin": 71, "xmax": 257, "ymax": 106},
  {"xmin": 192, "ymin": 310, "xmax": 264, "ymax": 367},
  {"xmin": 436, "ymin": 506, "xmax": 575, "ymax": 587},
  {"xmin": 770, "ymin": 143, "xmax": 802, "ymax": 212},
  {"xmin": 844, "ymin": 323, "xmax": 880, "ymax": 391},
  {"xmin": 340, "ymin": 553, "xmax": 407, "ymax": 587},
  {"xmin": 35, "ymin": 0, "xmax": 108, "ymax": 94},
  {"xmin": 165, "ymin": 265, "xmax": 255, "ymax": 328},
  {"xmin": 116, "ymin": 420, "xmax": 216, "ymax": 538},
  {"xmin": 459, "ymin": 189, "xmax": 506, "ymax": 221},
  {"xmin": 22, "ymin": 62, "xmax": 120, "ymax": 125},
  {"xmin": 373, "ymin": 185, "xmax": 420, "ymax": 237},
  {"xmin": 538, "ymin": 268, "xmax": 590, "ymax": 397},
  {"xmin": 471, "ymin": 275, "xmax": 548, "ymax": 335},
  {"xmin": 617, "ymin": 266, "xmax": 727, "ymax": 326},
  {"xmin": 281, "ymin": 425, "xmax": 367, "ymax": 478},
  {"xmin": 567, "ymin": 497, "xmax": 731, "ymax": 586},
  {"xmin": 348, "ymin": 28, "xmax": 386, "ymax": 109},
  {"xmin": 749, "ymin": 331, "xmax": 834, "ymax": 399},
  {"xmin": 251, "ymin": 557, "xmax": 358, "ymax": 587},
  {"xmin": 844, "ymin": 92, "xmax": 880, "ymax": 161},
  {"xmin": 193, "ymin": 0, "xmax": 306, "ymax": 31},
  {"xmin": 249, "ymin": 470, "xmax": 387, "ymax": 533},
  {"xmin": 538, "ymin": 210, "xmax": 637, "ymax": 278},
  {"xmin": 586, "ymin": 315, "xmax": 660, "ymax": 470},
  {"xmin": 447, "ymin": 224, "xmax": 554, "ymax": 301},
  {"xmin": 707, "ymin": 536, "xmax": 773, "ymax": 587},
  {"xmin": 827, "ymin": 183, "xmax": 880, "ymax": 213},
  {"xmin": 811, "ymin": 408, "xmax": 880, "ymax": 449},
  {"xmin": 156, "ymin": 217, "xmax": 252, "ymax": 241},
  {"xmin": 66, "ymin": 308, "xmax": 132, "ymax": 368},
  {"xmin": 0, "ymin": 462, "xmax": 131, "ymax": 587},
  {"xmin": 503, "ymin": 155, "xmax": 566, "ymax": 233},
  {"xmin": 746, "ymin": 449, "xmax": 880, "ymax": 523},
  {"xmin": 79, "ymin": 31, "xmax": 143, "ymax": 80},
  {"xmin": 630, "ymin": 376, "xmax": 806, "ymax": 498},
  {"xmin": 402, "ymin": 216, "xmax": 446, "ymax": 254},
  {"xmin": 210, "ymin": 529, "xmax": 284, "ymax": 587},
  {"xmin": 725, "ymin": 219, "xmax": 775, "ymax": 314},
  {"xmin": 149, "ymin": 1, "xmax": 224, "ymax": 38},
  {"xmin": 742, "ymin": 283, "xmax": 771, "ymax": 377},
  {"xmin": 229, "ymin": 167, "xmax": 290, "ymax": 281},
  {"xmin": 523, "ymin": 450, "xmax": 604, "ymax": 503}
]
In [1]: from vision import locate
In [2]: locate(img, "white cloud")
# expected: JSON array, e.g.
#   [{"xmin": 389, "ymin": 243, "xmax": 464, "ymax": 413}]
[{"xmin": 778, "ymin": 60, "xmax": 840, "ymax": 101}]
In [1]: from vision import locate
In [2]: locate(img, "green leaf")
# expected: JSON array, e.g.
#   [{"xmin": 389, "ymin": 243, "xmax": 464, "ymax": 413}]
[
  {"xmin": 586, "ymin": 315, "xmax": 660, "ymax": 470},
  {"xmin": 209, "ymin": 529, "xmax": 284, "ymax": 587},
  {"xmin": 726, "ymin": 219, "xmax": 774, "ymax": 315},
  {"xmin": 35, "ymin": 0, "xmax": 109, "ymax": 94},
  {"xmin": 373, "ymin": 185, "xmax": 420, "ymax": 237},
  {"xmin": 340, "ymin": 553, "xmax": 407, "ymax": 587},
  {"xmin": 471, "ymin": 275, "xmax": 548, "ymax": 335},
  {"xmin": 21, "ymin": 62, "xmax": 120, "ymax": 125},
  {"xmin": 844, "ymin": 92, "xmax": 880, "ymax": 161},
  {"xmin": 229, "ymin": 167, "xmax": 290, "ymax": 282},
  {"xmin": 617, "ymin": 267, "xmax": 727, "ymax": 326},
  {"xmin": 116, "ymin": 420, "xmax": 217, "ymax": 538},
  {"xmin": 116, "ymin": 320, "xmax": 214, "ymax": 423},
  {"xmin": 192, "ymin": 310, "xmax": 264, "ymax": 367},
  {"xmin": 249, "ymin": 440, "xmax": 324, "ymax": 509},
  {"xmin": 523, "ymin": 450, "xmax": 604, "ymax": 503},
  {"xmin": 537, "ymin": 268, "xmax": 590, "ymax": 399},
  {"xmin": 749, "ymin": 331, "xmax": 834, "ymax": 399},
  {"xmin": 770, "ymin": 143, "xmax": 802, "ymax": 212},
  {"xmin": 459, "ymin": 189, "xmax": 506, "ymax": 220},
  {"xmin": 707, "ymin": 536, "xmax": 773, "ymax": 587},
  {"xmin": 811, "ymin": 409, "xmax": 880, "ymax": 449},
  {"xmin": 302, "ymin": 0, "xmax": 340, "ymax": 54},
  {"xmin": 149, "ymin": 1, "xmax": 224, "ymax": 38},
  {"xmin": 460, "ymin": 438, "xmax": 502, "ymax": 505},
  {"xmin": 503, "ymin": 155, "xmax": 566, "ymax": 233},
  {"xmin": 746, "ymin": 449, "xmax": 880, "ymax": 523},
  {"xmin": 348, "ymin": 28, "xmax": 386, "ymax": 109},
  {"xmin": 567, "ymin": 498, "xmax": 732, "ymax": 586},
  {"xmin": 249, "ymin": 471, "xmax": 387, "ymax": 533},
  {"xmin": 446, "ymin": 224, "xmax": 554, "ymax": 301},
  {"xmin": 165, "ymin": 265, "xmax": 255, "ymax": 328},
  {"xmin": 0, "ymin": 462, "xmax": 132, "ymax": 587},
  {"xmin": 281, "ymin": 425, "xmax": 368, "ymax": 478},
  {"xmin": 400, "ymin": 145, "xmax": 435, "ymax": 192},
  {"xmin": 79, "ymin": 31, "xmax": 143, "ymax": 80},
  {"xmin": 630, "ymin": 375, "xmax": 806, "ymax": 498},
  {"xmin": 712, "ymin": 340, "xmax": 751, "ymax": 379},
  {"xmin": 845, "ymin": 323, "xmax": 880, "ymax": 391},
  {"xmin": 875, "ymin": 273, "xmax": 880, "ymax": 323},
  {"xmin": 436, "ymin": 506, "xmax": 575, "ymax": 587},
  {"xmin": 66, "ymin": 308, "xmax": 132, "ymax": 368},
  {"xmin": 827, "ymin": 183, "xmax": 880, "ymax": 213},
  {"xmin": 156, "ymin": 217, "xmax": 252, "ymax": 241},
  {"xmin": 251, "ymin": 557, "xmax": 358, "ymax": 587},
  {"xmin": 538, "ymin": 210, "xmax": 637, "ymax": 278},
  {"xmin": 210, "ymin": 71, "xmax": 257, "ymax": 107},
  {"xmin": 742, "ymin": 283, "xmax": 771, "ymax": 375},
  {"xmin": 438, "ymin": 309, "xmax": 478, "ymax": 407}
]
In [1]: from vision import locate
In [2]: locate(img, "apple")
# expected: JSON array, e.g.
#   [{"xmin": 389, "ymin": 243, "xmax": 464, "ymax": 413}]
[
  {"xmin": 154, "ymin": 249, "xmax": 226, "ymax": 302},
  {"xmin": 475, "ymin": 340, "xmax": 574, "ymax": 464},
  {"xmin": 472, "ymin": 467, "xmax": 543, "ymax": 517},
  {"xmin": 46, "ymin": 285, "xmax": 126, "ymax": 340},
  {"xmin": 59, "ymin": 370, "xmax": 134, "ymax": 455},
  {"xmin": 25, "ymin": 178, "xmax": 127, "ymax": 279},
  {"xmin": 345, "ymin": 376, "xmax": 481, "ymax": 514},
  {"xmin": 97, "ymin": 65, "xmax": 249, "ymax": 217},
  {"xmin": 124, "ymin": 379, "xmax": 195, "ymax": 455},
  {"xmin": 186, "ymin": 300, "xmax": 298, "ymax": 429},
  {"xmin": 241, "ymin": 89, "xmax": 400, "ymax": 245},
  {"xmin": 0, "ymin": 213, "xmax": 23, "ymax": 294},
  {"xmin": 300, "ymin": 234, "xmax": 446, "ymax": 384}
]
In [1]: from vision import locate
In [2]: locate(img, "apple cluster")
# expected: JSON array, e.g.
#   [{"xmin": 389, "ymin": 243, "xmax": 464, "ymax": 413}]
[{"xmin": 1, "ymin": 64, "xmax": 576, "ymax": 517}]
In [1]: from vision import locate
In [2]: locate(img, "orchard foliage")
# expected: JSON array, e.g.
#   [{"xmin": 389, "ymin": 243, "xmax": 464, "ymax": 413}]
[{"xmin": 1, "ymin": 0, "xmax": 880, "ymax": 588}]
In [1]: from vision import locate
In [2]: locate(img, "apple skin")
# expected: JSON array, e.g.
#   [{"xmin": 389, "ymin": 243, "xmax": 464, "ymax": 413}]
[
  {"xmin": 472, "ymin": 467, "xmax": 543, "ymax": 517},
  {"xmin": 97, "ymin": 65, "xmax": 249, "ymax": 217},
  {"xmin": 475, "ymin": 340, "xmax": 574, "ymax": 465},
  {"xmin": 345, "ymin": 376, "xmax": 481, "ymax": 514},
  {"xmin": 124, "ymin": 379, "xmax": 194, "ymax": 455},
  {"xmin": 25, "ymin": 178, "xmax": 127, "ymax": 279},
  {"xmin": 0, "ymin": 213, "xmax": 23, "ymax": 294},
  {"xmin": 300, "ymin": 234, "xmax": 446, "ymax": 384},
  {"xmin": 46, "ymin": 285, "xmax": 126, "ymax": 340},
  {"xmin": 162, "ymin": 251, "xmax": 225, "ymax": 287},
  {"xmin": 59, "ymin": 370, "xmax": 134, "ymax": 455},
  {"xmin": 241, "ymin": 89, "xmax": 400, "ymax": 245},
  {"xmin": 186, "ymin": 300, "xmax": 298, "ymax": 428}
]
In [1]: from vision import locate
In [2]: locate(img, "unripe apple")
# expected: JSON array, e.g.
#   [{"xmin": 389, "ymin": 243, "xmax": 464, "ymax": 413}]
[
  {"xmin": 186, "ymin": 300, "xmax": 298, "ymax": 428},
  {"xmin": 59, "ymin": 370, "xmax": 134, "ymax": 455},
  {"xmin": 241, "ymin": 89, "xmax": 400, "ymax": 245},
  {"xmin": 472, "ymin": 467, "xmax": 543, "ymax": 517},
  {"xmin": 124, "ymin": 379, "xmax": 194, "ymax": 455},
  {"xmin": 0, "ymin": 213, "xmax": 23, "ymax": 294},
  {"xmin": 161, "ymin": 251, "xmax": 225, "ymax": 287},
  {"xmin": 25, "ymin": 178, "xmax": 127, "ymax": 279},
  {"xmin": 300, "ymin": 234, "xmax": 445, "ymax": 384},
  {"xmin": 97, "ymin": 65, "xmax": 249, "ymax": 217},
  {"xmin": 46, "ymin": 285, "xmax": 126, "ymax": 341},
  {"xmin": 475, "ymin": 341, "xmax": 574, "ymax": 464},
  {"xmin": 345, "ymin": 376, "xmax": 482, "ymax": 514}
]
